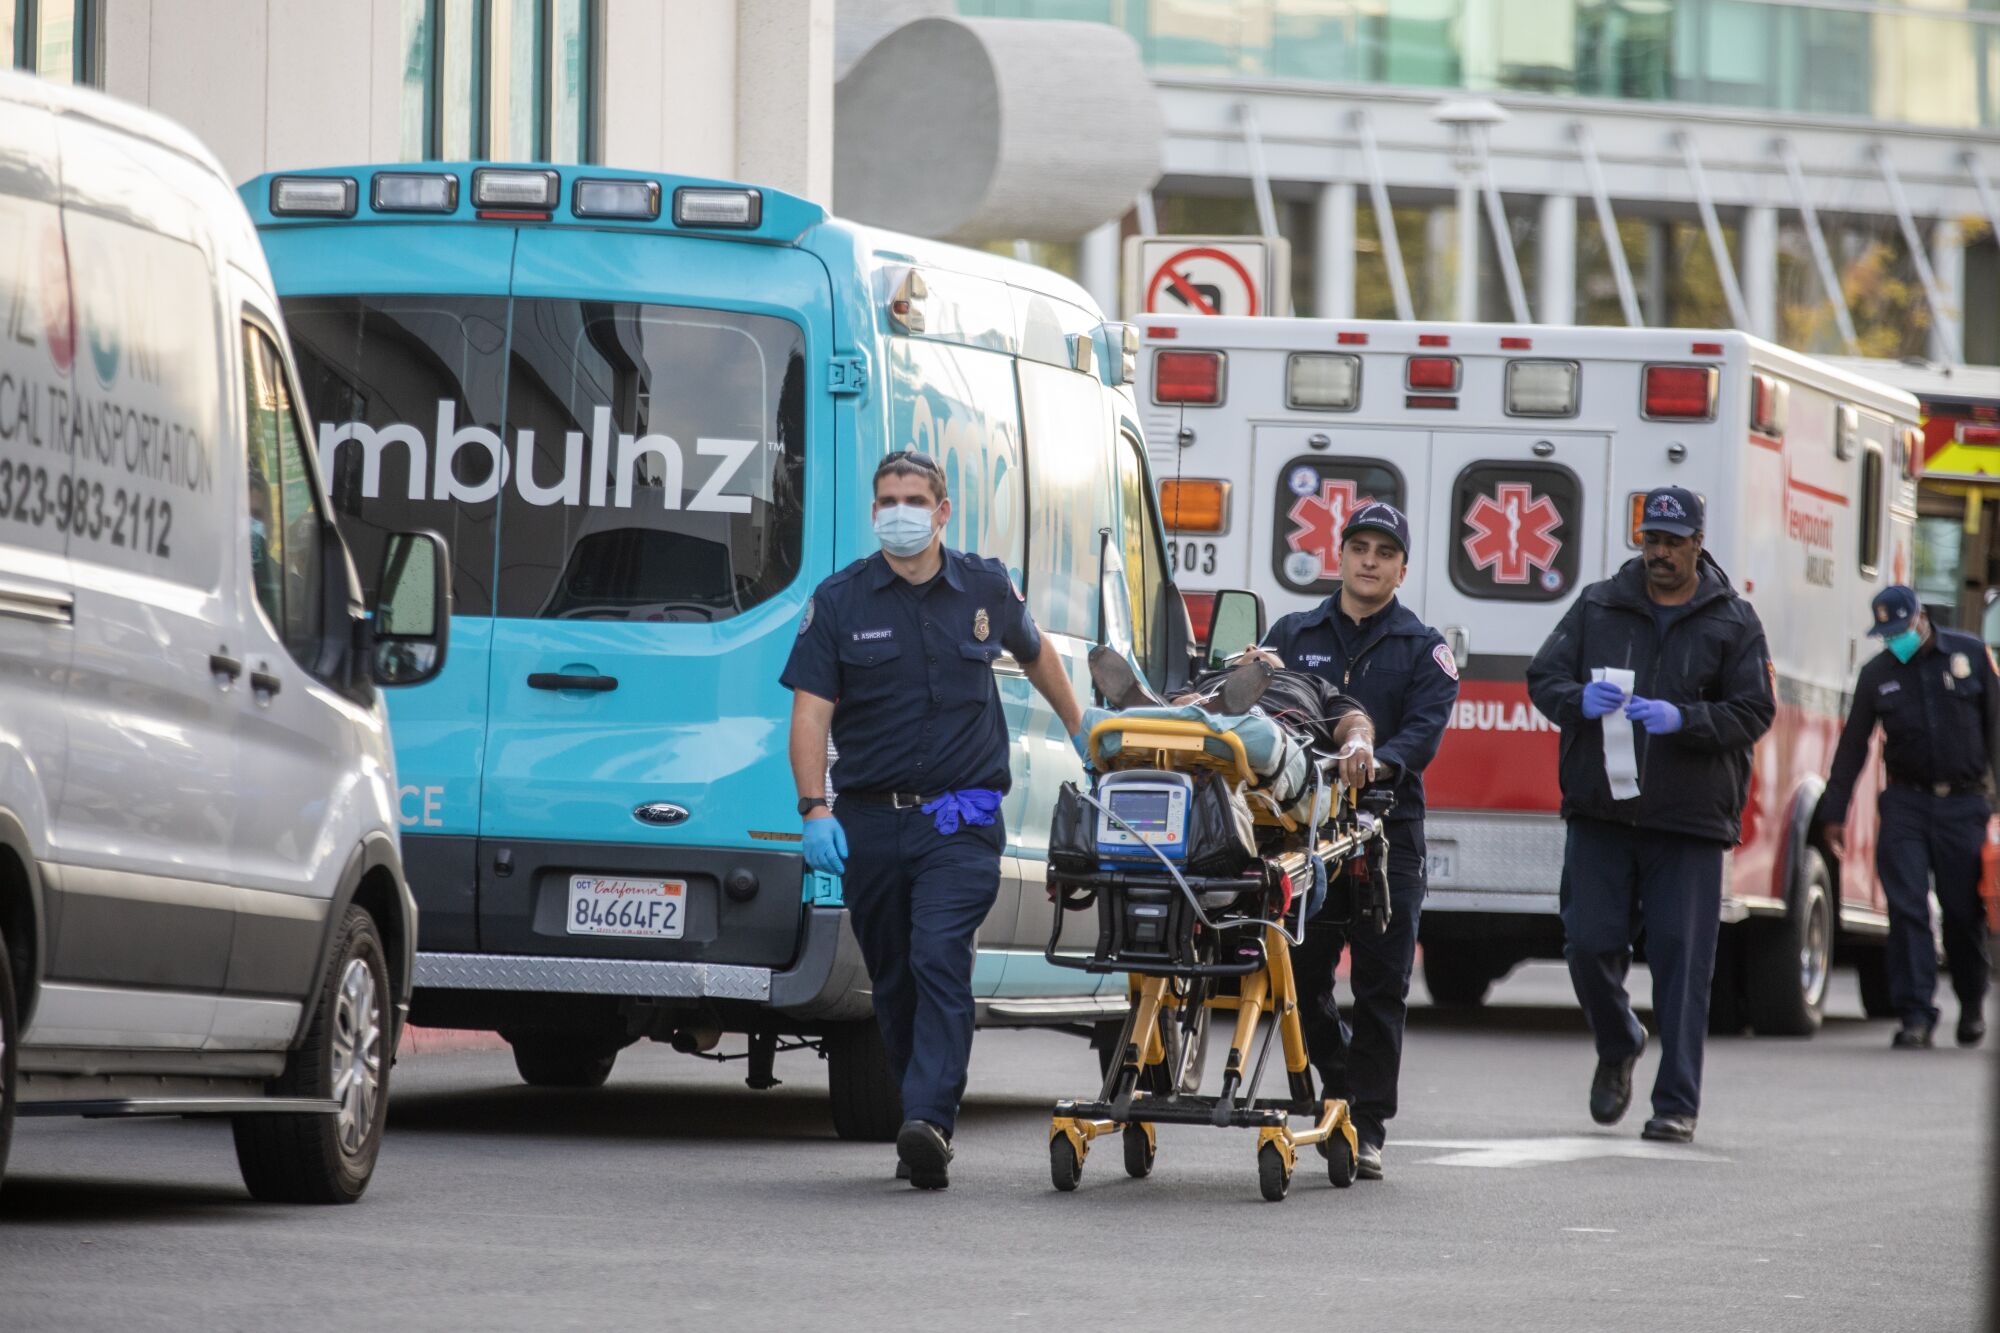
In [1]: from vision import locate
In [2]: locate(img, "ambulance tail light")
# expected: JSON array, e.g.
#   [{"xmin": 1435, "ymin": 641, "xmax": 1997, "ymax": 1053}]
[
  {"xmin": 1962, "ymin": 424, "xmax": 2000, "ymax": 445},
  {"xmin": 270, "ymin": 175, "xmax": 357, "ymax": 217},
  {"xmin": 1902, "ymin": 426, "xmax": 1924, "ymax": 481},
  {"xmin": 673, "ymin": 186, "xmax": 762, "ymax": 229},
  {"xmin": 1627, "ymin": 493, "xmax": 1647, "ymax": 547},
  {"xmin": 472, "ymin": 168, "xmax": 560, "ymax": 215},
  {"xmin": 1642, "ymin": 364, "xmax": 1717, "ymax": 420},
  {"xmin": 1750, "ymin": 374, "xmax": 1789, "ymax": 438},
  {"xmin": 1181, "ymin": 590, "xmax": 1217, "ymax": 643},
  {"xmin": 1286, "ymin": 353, "xmax": 1360, "ymax": 410},
  {"xmin": 1505, "ymin": 360, "xmax": 1578, "ymax": 417},
  {"xmin": 1154, "ymin": 350, "xmax": 1225, "ymax": 405},
  {"xmin": 1159, "ymin": 479, "xmax": 1230, "ymax": 534},
  {"xmin": 1406, "ymin": 356, "xmax": 1460, "ymax": 391}
]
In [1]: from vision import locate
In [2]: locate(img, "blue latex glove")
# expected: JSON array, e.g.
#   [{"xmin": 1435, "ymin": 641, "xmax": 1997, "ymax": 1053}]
[
  {"xmin": 801, "ymin": 816, "xmax": 848, "ymax": 876},
  {"xmin": 1581, "ymin": 679, "xmax": 1626, "ymax": 720},
  {"xmin": 1071, "ymin": 730, "xmax": 1090, "ymax": 765},
  {"xmin": 1624, "ymin": 695, "xmax": 1683, "ymax": 735}
]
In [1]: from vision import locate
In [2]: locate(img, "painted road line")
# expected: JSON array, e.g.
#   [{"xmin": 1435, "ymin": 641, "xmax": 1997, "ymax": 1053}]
[{"xmin": 1397, "ymin": 1136, "xmax": 1730, "ymax": 1168}]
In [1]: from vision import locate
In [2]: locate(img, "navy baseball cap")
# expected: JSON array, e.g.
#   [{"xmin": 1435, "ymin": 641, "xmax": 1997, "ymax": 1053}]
[
  {"xmin": 1343, "ymin": 500, "xmax": 1410, "ymax": 554},
  {"xmin": 1637, "ymin": 485, "xmax": 1704, "ymax": 537},
  {"xmin": 1869, "ymin": 584, "xmax": 1920, "ymax": 637}
]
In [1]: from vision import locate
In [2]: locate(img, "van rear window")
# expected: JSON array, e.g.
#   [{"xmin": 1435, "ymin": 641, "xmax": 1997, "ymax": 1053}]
[
  {"xmin": 285, "ymin": 295, "xmax": 806, "ymax": 622},
  {"xmin": 1447, "ymin": 462, "xmax": 1582, "ymax": 602}
]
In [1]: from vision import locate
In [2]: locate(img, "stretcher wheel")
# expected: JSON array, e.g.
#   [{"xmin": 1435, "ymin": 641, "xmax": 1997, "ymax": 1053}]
[
  {"xmin": 1050, "ymin": 1135, "xmax": 1082, "ymax": 1192},
  {"xmin": 1325, "ymin": 1134, "xmax": 1357, "ymax": 1188},
  {"xmin": 1257, "ymin": 1143, "xmax": 1291, "ymax": 1202},
  {"xmin": 1122, "ymin": 1125, "xmax": 1155, "ymax": 1179}
]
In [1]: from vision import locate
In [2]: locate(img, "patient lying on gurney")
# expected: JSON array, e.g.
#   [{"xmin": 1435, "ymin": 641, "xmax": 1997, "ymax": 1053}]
[{"xmin": 1083, "ymin": 647, "xmax": 1378, "ymax": 815}]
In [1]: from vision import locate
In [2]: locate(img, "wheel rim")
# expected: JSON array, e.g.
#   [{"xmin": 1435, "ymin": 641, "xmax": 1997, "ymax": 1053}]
[
  {"xmin": 330, "ymin": 957, "xmax": 382, "ymax": 1157},
  {"xmin": 1799, "ymin": 884, "xmax": 1831, "ymax": 1010}
]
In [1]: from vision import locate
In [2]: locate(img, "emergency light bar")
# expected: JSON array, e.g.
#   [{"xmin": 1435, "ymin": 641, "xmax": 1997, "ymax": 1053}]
[
  {"xmin": 1406, "ymin": 356, "xmax": 1460, "ymax": 391},
  {"xmin": 372, "ymin": 172, "xmax": 457, "ymax": 213},
  {"xmin": 573, "ymin": 178, "xmax": 660, "ymax": 220},
  {"xmin": 270, "ymin": 176, "xmax": 357, "ymax": 217},
  {"xmin": 1642, "ymin": 364, "xmax": 1717, "ymax": 421},
  {"xmin": 1505, "ymin": 360, "xmax": 1578, "ymax": 418},
  {"xmin": 674, "ymin": 187, "xmax": 762, "ymax": 228},
  {"xmin": 472, "ymin": 168, "xmax": 560, "ymax": 211},
  {"xmin": 1158, "ymin": 479, "xmax": 1230, "ymax": 534},
  {"xmin": 1287, "ymin": 353, "xmax": 1360, "ymax": 410},
  {"xmin": 1154, "ymin": 350, "xmax": 1225, "ymax": 406}
]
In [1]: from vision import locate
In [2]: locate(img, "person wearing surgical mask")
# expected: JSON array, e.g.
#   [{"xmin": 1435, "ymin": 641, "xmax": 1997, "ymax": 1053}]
[
  {"xmin": 1820, "ymin": 584, "xmax": 1995, "ymax": 1051},
  {"xmin": 780, "ymin": 450, "xmax": 1087, "ymax": 1190}
]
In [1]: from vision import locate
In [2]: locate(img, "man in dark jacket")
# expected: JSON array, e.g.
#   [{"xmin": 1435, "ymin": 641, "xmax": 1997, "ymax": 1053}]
[
  {"xmin": 1251, "ymin": 500, "xmax": 1459, "ymax": 1179},
  {"xmin": 1526, "ymin": 486, "xmax": 1774, "ymax": 1145}
]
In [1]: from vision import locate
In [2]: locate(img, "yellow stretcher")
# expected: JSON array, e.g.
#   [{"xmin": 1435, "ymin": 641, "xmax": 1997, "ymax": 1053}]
[{"xmin": 1043, "ymin": 715, "xmax": 1392, "ymax": 1202}]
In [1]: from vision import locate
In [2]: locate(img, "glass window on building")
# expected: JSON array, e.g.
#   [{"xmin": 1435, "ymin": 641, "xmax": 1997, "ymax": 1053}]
[
  {"xmin": 7, "ymin": 0, "xmax": 95, "ymax": 83},
  {"xmin": 411, "ymin": 0, "xmax": 596, "ymax": 163}
]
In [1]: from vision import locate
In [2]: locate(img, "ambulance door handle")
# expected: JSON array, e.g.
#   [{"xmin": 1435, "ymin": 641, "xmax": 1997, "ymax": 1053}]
[{"xmin": 528, "ymin": 672, "xmax": 618, "ymax": 692}]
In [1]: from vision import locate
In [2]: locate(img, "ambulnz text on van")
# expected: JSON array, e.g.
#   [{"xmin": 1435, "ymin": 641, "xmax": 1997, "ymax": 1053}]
[
  {"xmin": 243, "ymin": 163, "xmax": 1201, "ymax": 1140},
  {"xmin": 1140, "ymin": 316, "xmax": 1923, "ymax": 1035}
]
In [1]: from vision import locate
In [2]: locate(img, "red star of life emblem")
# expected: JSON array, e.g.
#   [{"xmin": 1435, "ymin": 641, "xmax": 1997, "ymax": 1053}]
[
  {"xmin": 1286, "ymin": 479, "xmax": 1373, "ymax": 581},
  {"xmin": 1462, "ymin": 482, "xmax": 1564, "ymax": 584}
]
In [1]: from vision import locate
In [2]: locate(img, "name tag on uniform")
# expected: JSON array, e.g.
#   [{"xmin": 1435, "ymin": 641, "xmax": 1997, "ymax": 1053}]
[
  {"xmin": 1877, "ymin": 680, "xmax": 1901, "ymax": 696},
  {"xmin": 853, "ymin": 628, "xmax": 894, "ymax": 642},
  {"xmin": 1298, "ymin": 653, "xmax": 1333, "ymax": 668}
]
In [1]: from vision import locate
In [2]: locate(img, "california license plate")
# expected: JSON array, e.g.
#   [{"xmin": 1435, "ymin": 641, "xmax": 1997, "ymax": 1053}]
[
  {"xmin": 1426, "ymin": 844, "xmax": 1456, "ymax": 884},
  {"xmin": 566, "ymin": 876, "xmax": 686, "ymax": 938}
]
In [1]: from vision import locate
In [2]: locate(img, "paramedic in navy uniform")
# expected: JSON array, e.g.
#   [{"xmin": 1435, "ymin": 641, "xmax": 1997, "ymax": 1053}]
[
  {"xmin": 1526, "ymin": 485, "xmax": 1774, "ymax": 1146},
  {"xmin": 1246, "ymin": 500, "xmax": 1460, "ymax": 1182},
  {"xmin": 782, "ymin": 450, "xmax": 1087, "ymax": 1190},
  {"xmin": 1819, "ymin": 585, "xmax": 1993, "ymax": 1050}
]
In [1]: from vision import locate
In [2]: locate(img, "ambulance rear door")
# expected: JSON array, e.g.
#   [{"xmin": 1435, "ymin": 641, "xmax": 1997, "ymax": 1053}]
[
  {"xmin": 1252, "ymin": 424, "xmax": 1429, "ymax": 623},
  {"xmin": 1421, "ymin": 431, "xmax": 1610, "ymax": 892}
]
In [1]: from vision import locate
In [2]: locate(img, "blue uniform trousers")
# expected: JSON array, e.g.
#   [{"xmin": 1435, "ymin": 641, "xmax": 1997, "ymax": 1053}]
[
  {"xmin": 1291, "ymin": 826, "xmax": 1427, "ymax": 1148},
  {"xmin": 838, "ymin": 801, "xmax": 1003, "ymax": 1134},
  {"xmin": 1559, "ymin": 817, "xmax": 1723, "ymax": 1119},
  {"xmin": 1875, "ymin": 786, "xmax": 1992, "ymax": 1028}
]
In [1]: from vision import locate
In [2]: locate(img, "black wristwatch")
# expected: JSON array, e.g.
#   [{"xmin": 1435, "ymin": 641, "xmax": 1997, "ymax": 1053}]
[{"xmin": 798, "ymin": 796, "xmax": 829, "ymax": 817}]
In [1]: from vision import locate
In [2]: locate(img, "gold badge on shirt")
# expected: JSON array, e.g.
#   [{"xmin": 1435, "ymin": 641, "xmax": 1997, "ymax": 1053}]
[
  {"xmin": 1951, "ymin": 652, "xmax": 1971, "ymax": 679},
  {"xmin": 974, "ymin": 608, "xmax": 990, "ymax": 642}
]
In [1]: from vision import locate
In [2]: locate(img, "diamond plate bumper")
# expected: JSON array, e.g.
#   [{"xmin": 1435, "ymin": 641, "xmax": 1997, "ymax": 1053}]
[{"xmin": 415, "ymin": 953, "xmax": 774, "ymax": 1002}]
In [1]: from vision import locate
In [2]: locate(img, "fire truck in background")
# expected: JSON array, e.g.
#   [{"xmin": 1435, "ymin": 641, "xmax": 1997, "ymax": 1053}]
[{"xmin": 1138, "ymin": 316, "xmax": 1925, "ymax": 1034}]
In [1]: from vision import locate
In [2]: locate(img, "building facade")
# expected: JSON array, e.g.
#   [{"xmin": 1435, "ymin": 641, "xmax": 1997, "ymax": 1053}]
[{"xmin": 7, "ymin": 0, "xmax": 834, "ymax": 204}]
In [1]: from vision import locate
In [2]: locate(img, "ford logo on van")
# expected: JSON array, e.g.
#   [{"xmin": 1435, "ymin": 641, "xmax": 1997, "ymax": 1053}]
[{"xmin": 633, "ymin": 803, "xmax": 690, "ymax": 827}]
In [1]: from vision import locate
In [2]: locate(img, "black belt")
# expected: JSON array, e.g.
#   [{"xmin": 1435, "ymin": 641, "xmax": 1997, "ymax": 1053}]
[
  {"xmin": 838, "ymin": 790, "xmax": 943, "ymax": 810},
  {"xmin": 1889, "ymin": 777, "xmax": 1986, "ymax": 798}
]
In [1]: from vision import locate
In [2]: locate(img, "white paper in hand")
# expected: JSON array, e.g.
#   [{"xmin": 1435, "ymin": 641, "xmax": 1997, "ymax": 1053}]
[{"xmin": 1591, "ymin": 666, "xmax": 1641, "ymax": 800}]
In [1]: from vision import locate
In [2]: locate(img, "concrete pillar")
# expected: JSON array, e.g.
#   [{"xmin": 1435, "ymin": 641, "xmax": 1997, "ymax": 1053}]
[
  {"xmin": 1933, "ymin": 218, "xmax": 1966, "ymax": 364},
  {"xmin": 1644, "ymin": 219, "xmax": 1669, "ymax": 326},
  {"xmin": 1536, "ymin": 193, "xmax": 1577, "ymax": 326},
  {"xmin": 736, "ymin": 0, "xmax": 834, "ymax": 205},
  {"xmin": 1425, "ymin": 206, "xmax": 1455, "ymax": 321},
  {"xmin": 1455, "ymin": 177, "xmax": 1480, "ymax": 322},
  {"xmin": 1741, "ymin": 205, "xmax": 1778, "ymax": 339},
  {"xmin": 1316, "ymin": 180, "xmax": 1357, "ymax": 320},
  {"xmin": 1079, "ymin": 219, "xmax": 1122, "ymax": 318}
]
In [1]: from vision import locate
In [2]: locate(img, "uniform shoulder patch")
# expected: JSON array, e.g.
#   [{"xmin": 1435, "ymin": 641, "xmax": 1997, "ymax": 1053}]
[
  {"xmin": 1432, "ymin": 642, "xmax": 1459, "ymax": 681},
  {"xmin": 798, "ymin": 596, "xmax": 815, "ymax": 635},
  {"xmin": 1010, "ymin": 572, "xmax": 1025, "ymax": 602}
]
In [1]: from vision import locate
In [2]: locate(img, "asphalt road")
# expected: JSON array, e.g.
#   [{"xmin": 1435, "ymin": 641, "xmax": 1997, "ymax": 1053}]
[{"xmin": 2, "ymin": 965, "xmax": 1992, "ymax": 1333}]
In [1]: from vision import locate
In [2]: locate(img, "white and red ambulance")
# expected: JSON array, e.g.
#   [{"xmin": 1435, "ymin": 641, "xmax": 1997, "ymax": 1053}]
[{"xmin": 1138, "ymin": 316, "xmax": 1924, "ymax": 1033}]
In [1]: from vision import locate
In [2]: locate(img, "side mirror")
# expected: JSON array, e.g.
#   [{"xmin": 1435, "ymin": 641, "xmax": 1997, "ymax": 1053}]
[
  {"xmin": 1204, "ymin": 588, "xmax": 1265, "ymax": 670},
  {"xmin": 371, "ymin": 530, "xmax": 451, "ymax": 687}
]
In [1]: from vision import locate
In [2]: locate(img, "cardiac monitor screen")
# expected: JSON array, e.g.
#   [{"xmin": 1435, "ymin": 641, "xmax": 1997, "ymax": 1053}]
[{"xmin": 1109, "ymin": 791, "xmax": 1173, "ymax": 833}]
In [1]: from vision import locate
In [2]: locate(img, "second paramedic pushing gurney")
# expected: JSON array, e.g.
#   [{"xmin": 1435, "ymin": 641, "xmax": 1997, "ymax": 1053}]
[{"xmin": 1245, "ymin": 501, "xmax": 1459, "ymax": 1181}]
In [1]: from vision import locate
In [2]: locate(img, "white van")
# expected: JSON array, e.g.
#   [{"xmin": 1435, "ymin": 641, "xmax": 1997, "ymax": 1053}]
[{"xmin": 0, "ymin": 74, "xmax": 449, "ymax": 1202}]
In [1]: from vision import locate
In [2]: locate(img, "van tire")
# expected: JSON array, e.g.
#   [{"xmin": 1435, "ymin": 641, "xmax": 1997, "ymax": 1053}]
[
  {"xmin": 507, "ymin": 1034, "xmax": 619, "ymax": 1089},
  {"xmin": 1744, "ymin": 849, "xmax": 1832, "ymax": 1037},
  {"xmin": 233, "ymin": 906, "xmax": 390, "ymax": 1203},
  {"xmin": 1421, "ymin": 941, "xmax": 1494, "ymax": 1007},
  {"xmin": 825, "ymin": 1019, "xmax": 901, "ymax": 1142},
  {"xmin": 0, "ymin": 924, "xmax": 15, "ymax": 1189}
]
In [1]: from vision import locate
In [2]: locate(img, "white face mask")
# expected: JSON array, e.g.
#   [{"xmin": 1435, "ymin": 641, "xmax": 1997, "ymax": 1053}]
[{"xmin": 873, "ymin": 503, "xmax": 936, "ymax": 557}]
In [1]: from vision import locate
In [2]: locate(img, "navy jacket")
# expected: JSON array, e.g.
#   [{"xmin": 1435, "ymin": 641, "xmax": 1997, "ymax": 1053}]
[
  {"xmin": 1262, "ymin": 590, "xmax": 1459, "ymax": 825},
  {"xmin": 1526, "ymin": 554, "xmax": 1775, "ymax": 844},
  {"xmin": 1821, "ymin": 627, "xmax": 2000, "ymax": 825}
]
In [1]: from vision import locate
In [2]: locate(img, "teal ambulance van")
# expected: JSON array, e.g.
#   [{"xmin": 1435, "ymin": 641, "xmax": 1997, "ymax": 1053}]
[{"xmin": 242, "ymin": 164, "xmax": 1200, "ymax": 1138}]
